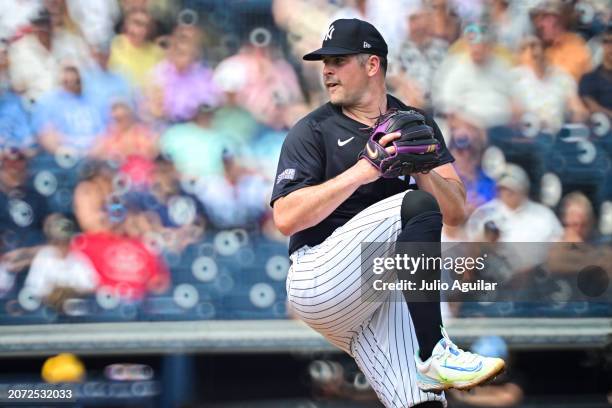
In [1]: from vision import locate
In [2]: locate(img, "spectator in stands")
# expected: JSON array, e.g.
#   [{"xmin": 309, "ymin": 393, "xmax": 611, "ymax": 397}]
[
  {"xmin": 90, "ymin": 100, "xmax": 158, "ymax": 163},
  {"xmin": 23, "ymin": 213, "xmax": 98, "ymax": 309},
  {"xmin": 451, "ymin": 0, "xmax": 485, "ymax": 22},
  {"xmin": 448, "ymin": 122, "xmax": 495, "ymax": 215},
  {"xmin": 118, "ymin": 0, "xmax": 180, "ymax": 43},
  {"xmin": 195, "ymin": 151, "xmax": 269, "ymax": 229},
  {"xmin": 34, "ymin": 65, "xmax": 107, "ymax": 154},
  {"xmin": 441, "ymin": 120, "xmax": 493, "ymax": 242},
  {"xmin": 70, "ymin": 160, "xmax": 179, "ymax": 301},
  {"xmin": 160, "ymin": 103, "xmax": 227, "ymax": 179},
  {"xmin": 213, "ymin": 41, "xmax": 305, "ymax": 129},
  {"xmin": 44, "ymin": 0, "xmax": 96, "ymax": 70},
  {"xmin": 488, "ymin": 0, "xmax": 532, "ymax": 52},
  {"xmin": 388, "ymin": 3, "xmax": 449, "ymax": 109},
  {"xmin": 328, "ymin": 0, "xmax": 419, "ymax": 59},
  {"xmin": 558, "ymin": 191, "xmax": 596, "ymax": 243},
  {"xmin": 467, "ymin": 163, "xmax": 563, "ymax": 242},
  {"xmin": 8, "ymin": 10, "xmax": 61, "ymax": 104},
  {"xmin": 272, "ymin": 0, "xmax": 340, "ymax": 107},
  {"xmin": 69, "ymin": 224, "xmax": 170, "ymax": 301},
  {"xmin": 8, "ymin": 6, "xmax": 95, "ymax": 104},
  {"xmin": 147, "ymin": 25, "xmax": 223, "ymax": 122},
  {"xmin": 545, "ymin": 192, "xmax": 610, "ymax": 280},
  {"xmin": 72, "ymin": 161, "xmax": 115, "ymax": 233},
  {"xmin": 434, "ymin": 23, "xmax": 516, "ymax": 128},
  {"xmin": 82, "ymin": 46, "xmax": 133, "ymax": 124},
  {"xmin": 108, "ymin": 9, "xmax": 164, "ymax": 89},
  {"xmin": 0, "ymin": 88, "xmax": 35, "ymax": 149},
  {"xmin": 512, "ymin": 35, "xmax": 588, "ymax": 135},
  {"xmin": 579, "ymin": 26, "xmax": 612, "ymax": 115},
  {"xmin": 272, "ymin": 0, "xmax": 336, "ymax": 62},
  {"xmin": 0, "ymin": 0, "xmax": 39, "ymax": 40},
  {"xmin": 426, "ymin": 0, "xmax": 461, "ymax": 44},
  {"xmin": 0, "ymin": 148, "xmax": 49, "ymax": 273},
  {"xmin": 64, "ymin": 0, "xmax": 121, "ymax": 52},
  {"xmin": 72, "ymin": 159, "xmax": 149, "ymax": 234},
  {"xmin": 209, "ymin": 101, "xmax": 259, "ymax": 148},
  {"xmin": 123, "ymin": 159, "xmax": 206, "ymax": 251},
  {"xmin": 74, "ymin": 158, "xmax": 203, "ymax": 254},
  {"xmin": 530, "ymin": 0, "xmax": 592, "ymax": 81}
]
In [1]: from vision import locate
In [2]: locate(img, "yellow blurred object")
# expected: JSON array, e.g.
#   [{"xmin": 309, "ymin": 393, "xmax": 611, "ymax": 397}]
[
  {"xmin": 41, "ymin": 353, "xmax": 85, "ymax": 383},
  {"xmin": 448, "ymin": 38, "xmax": 517, "ymax": 65}
]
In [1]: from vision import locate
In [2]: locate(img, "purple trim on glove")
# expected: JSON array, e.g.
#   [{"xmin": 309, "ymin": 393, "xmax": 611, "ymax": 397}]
[{"xmin": 395, "ymin": 144, "xmax": 439, "ymax": 154}]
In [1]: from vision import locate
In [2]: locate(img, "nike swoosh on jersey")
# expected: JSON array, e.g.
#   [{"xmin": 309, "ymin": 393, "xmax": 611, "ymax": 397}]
[{"xmin": 337, "ymin": 137, "xmax": 355, "ymax": 146}]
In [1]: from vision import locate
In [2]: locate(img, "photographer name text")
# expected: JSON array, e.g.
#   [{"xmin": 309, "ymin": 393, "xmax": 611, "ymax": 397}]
[{"xmin": 372, "ymin": 279, "xmax": 497, "ymax": 292}]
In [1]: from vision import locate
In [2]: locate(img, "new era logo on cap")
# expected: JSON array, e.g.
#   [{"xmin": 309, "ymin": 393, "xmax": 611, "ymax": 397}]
[{"xmin": 303, "ymin": 18, "xmax": 388, "ymax": 61}]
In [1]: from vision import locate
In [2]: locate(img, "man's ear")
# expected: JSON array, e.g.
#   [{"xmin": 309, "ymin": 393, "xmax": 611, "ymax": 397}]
[{"xmin": 368, "ymin": 55, "xmax": 381, "ymax": 77}]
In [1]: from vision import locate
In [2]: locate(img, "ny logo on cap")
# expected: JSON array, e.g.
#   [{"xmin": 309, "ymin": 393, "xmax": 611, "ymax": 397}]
[{"xmin": 324, "ymin": 25, "xmax": 335, "ymax": 41}]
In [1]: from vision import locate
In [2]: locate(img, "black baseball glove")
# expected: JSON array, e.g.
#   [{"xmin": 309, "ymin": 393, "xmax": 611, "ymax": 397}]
[{"xmin": 359, "ymin": 109, "xmax": 441, "ymax": 178}]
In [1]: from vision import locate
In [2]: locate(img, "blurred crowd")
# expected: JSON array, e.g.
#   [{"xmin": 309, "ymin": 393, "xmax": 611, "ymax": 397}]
[{"xmin": 0, "ymin": 0, "xmax": 610, "ymax": 316}]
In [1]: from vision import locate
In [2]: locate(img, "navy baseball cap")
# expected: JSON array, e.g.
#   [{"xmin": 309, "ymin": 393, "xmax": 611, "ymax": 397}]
[{"xmin": 303, "ymin": 19, "xmax": 388, "ymax": 61}]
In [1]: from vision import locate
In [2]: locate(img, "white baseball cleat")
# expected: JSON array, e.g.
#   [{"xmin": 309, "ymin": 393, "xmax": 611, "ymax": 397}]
[{"xmin": 415, "ymin": 327, "xmax": 505, "ymax": 392}]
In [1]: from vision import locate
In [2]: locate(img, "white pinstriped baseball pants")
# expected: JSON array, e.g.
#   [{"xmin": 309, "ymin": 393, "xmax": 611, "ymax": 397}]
[{"xmin": 287, "ymin": 191, "xmax": 446, "ymax": 408}]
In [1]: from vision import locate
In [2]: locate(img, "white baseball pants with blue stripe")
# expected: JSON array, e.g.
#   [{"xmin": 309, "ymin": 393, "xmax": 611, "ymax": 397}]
[{"xmin": 286, "ymin": 191, "xmax": 446, "ymax": 408}]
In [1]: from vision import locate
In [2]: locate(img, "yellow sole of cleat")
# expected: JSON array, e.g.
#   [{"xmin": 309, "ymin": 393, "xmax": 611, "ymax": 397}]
[
  {"xmin": 453, "ymin": 360, "xmax": 506, "ymax": 391},
  {"xmin": 419, "ymin": 360, "xmax": 506, "ymax": 393}
]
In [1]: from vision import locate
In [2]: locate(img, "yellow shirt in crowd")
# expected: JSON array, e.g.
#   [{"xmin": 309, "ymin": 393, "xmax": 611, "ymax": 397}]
[{"xmin": 108, "ymin": 35, "xmax": 164, "ymax": 89}]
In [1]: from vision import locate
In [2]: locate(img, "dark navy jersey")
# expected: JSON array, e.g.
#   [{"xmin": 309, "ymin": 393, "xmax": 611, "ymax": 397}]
[
  {"xmin": 0, "ymin": 179, "xmax": 49, "ymax": 252},
  {"xmin": 270, "ymin": 94, "xmax": 454, "ymax": 255}
]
